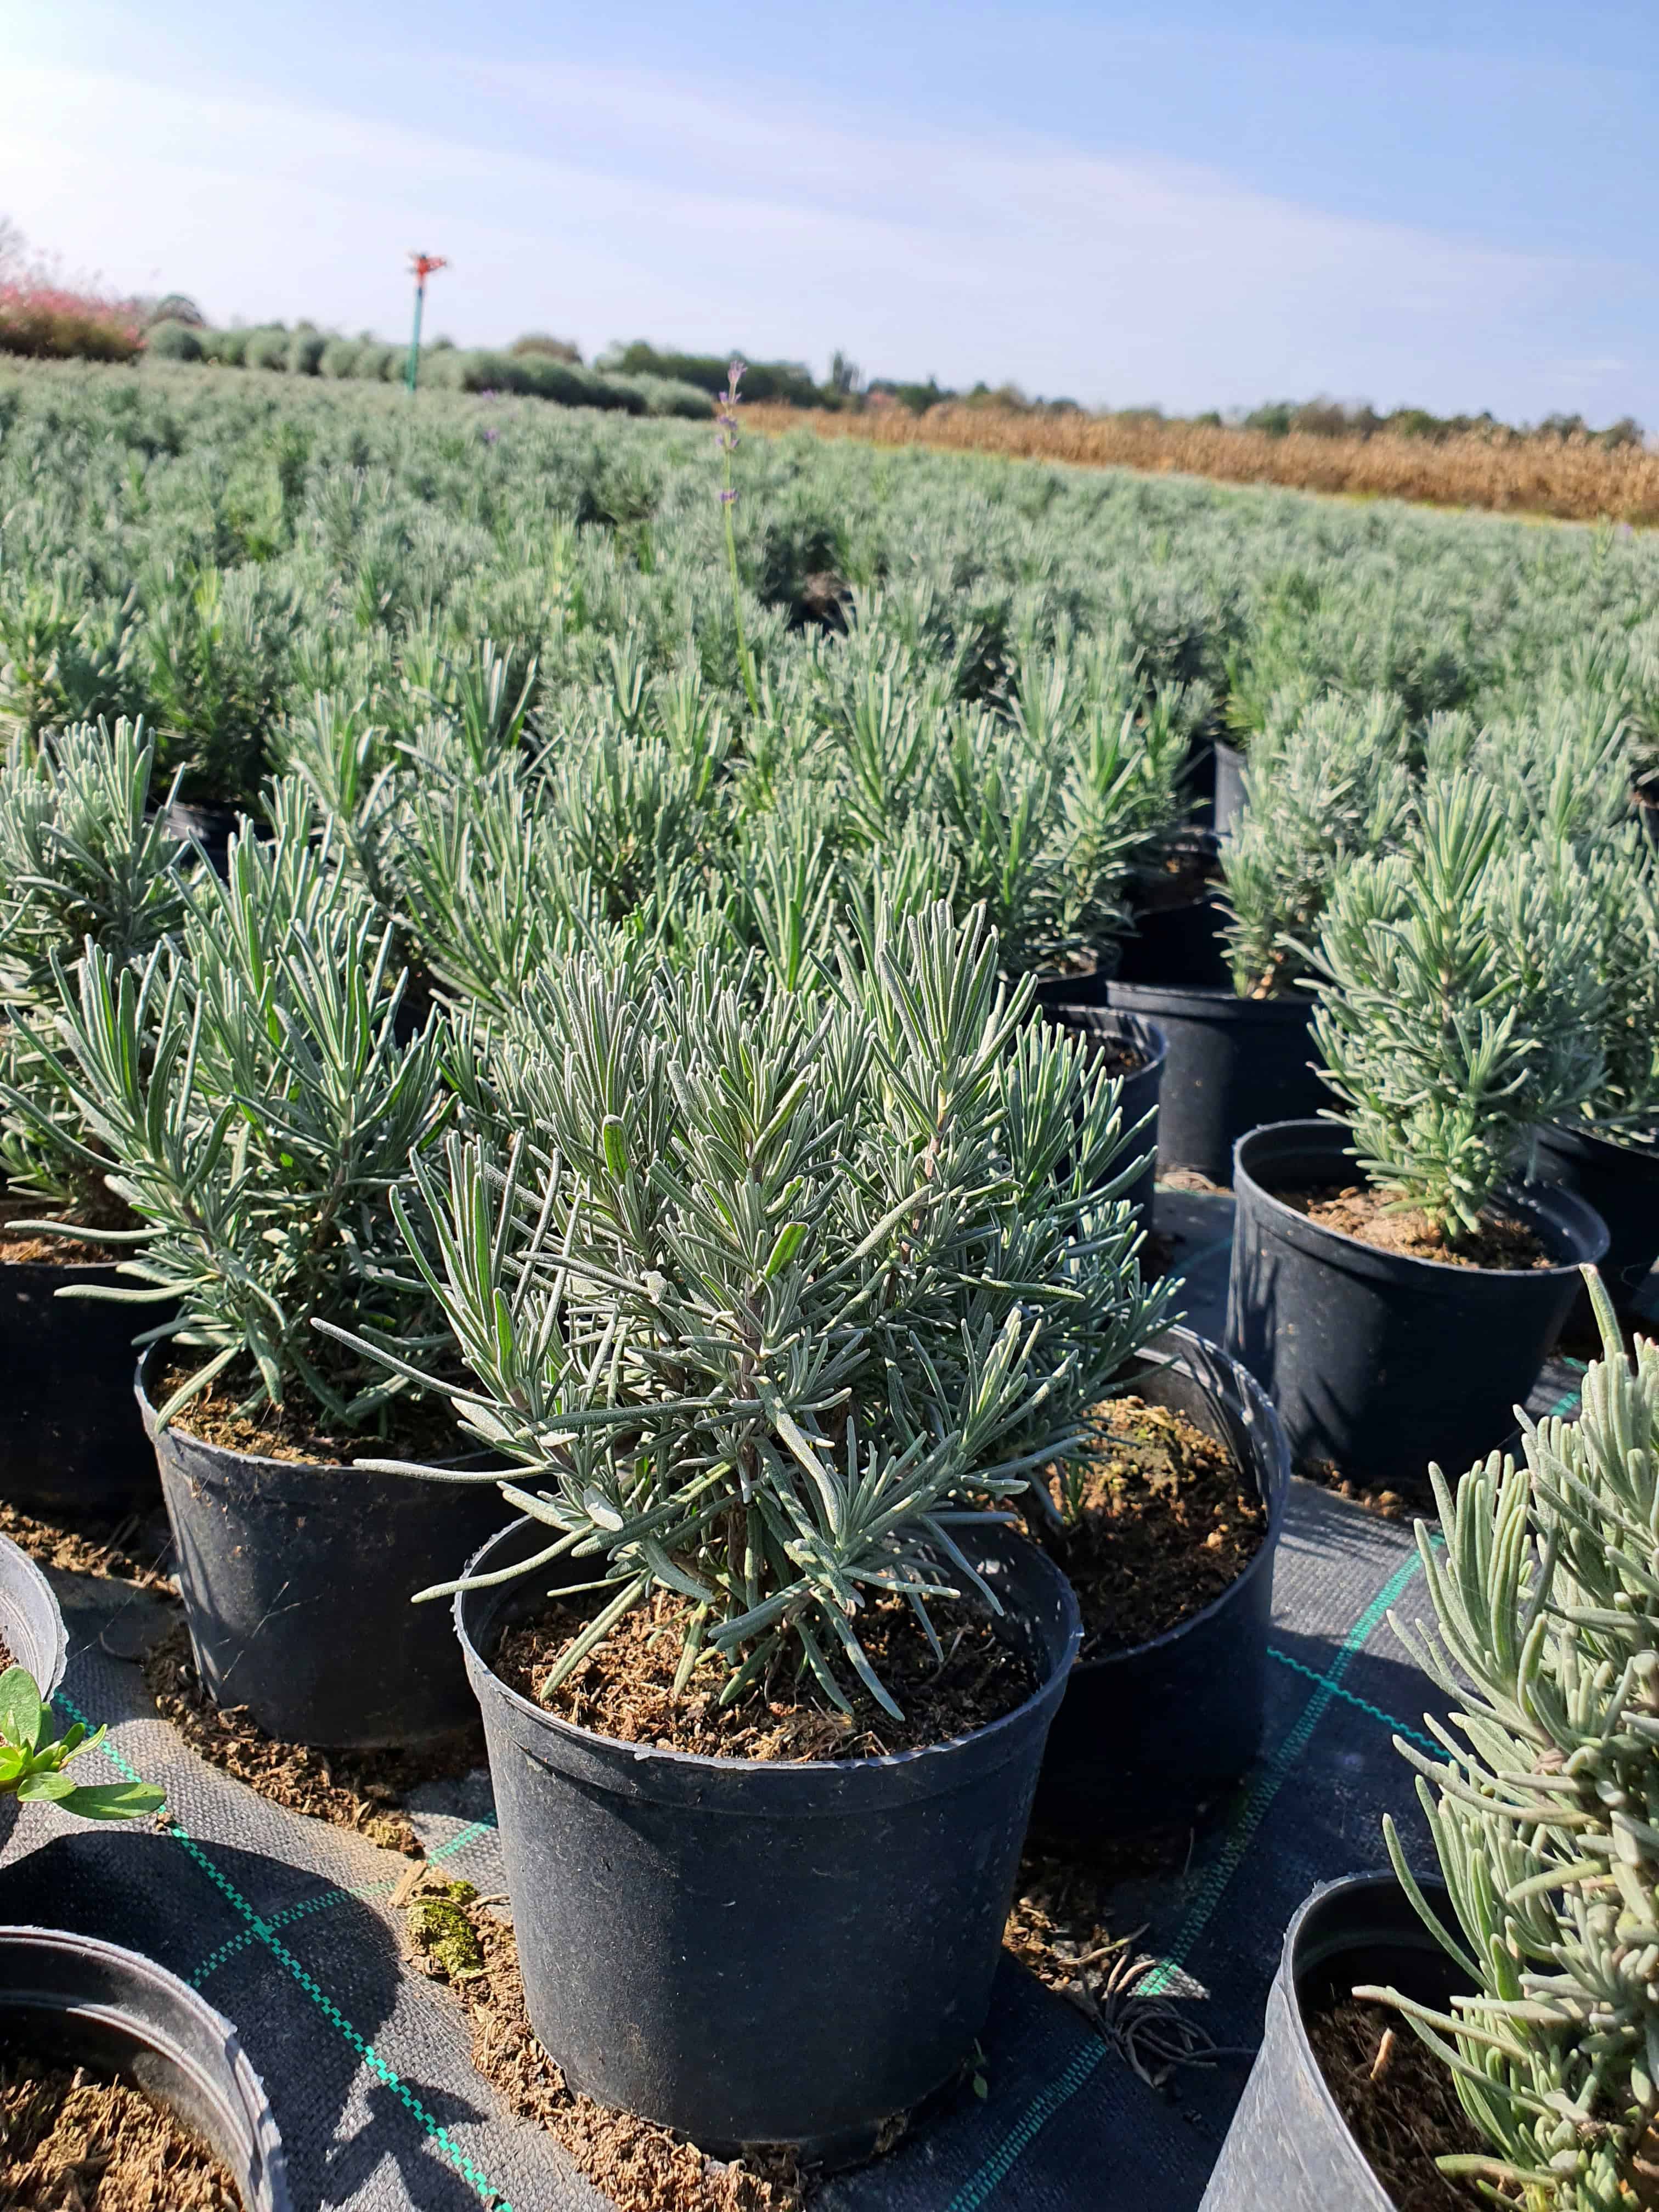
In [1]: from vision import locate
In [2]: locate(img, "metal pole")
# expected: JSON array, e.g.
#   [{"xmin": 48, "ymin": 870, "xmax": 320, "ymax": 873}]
[{"xmin": 405, "ymin": 278, "xmax": 425, "ymax": 394}]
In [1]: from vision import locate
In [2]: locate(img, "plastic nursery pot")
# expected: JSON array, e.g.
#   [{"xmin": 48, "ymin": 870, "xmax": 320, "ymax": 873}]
[
  {"xmin": 1035, "ymin": 1328, "xmax": 1290, "ymax": 1834},
  {"xmin": 137, "ymin": 1348, "xmax": 506, "ymax": 1750},
  {"xmin": 1037, "ymin": 1005, "xmax": 1169, "ymax": 1243},
  {"xmin": 1028, "ymin": 957, "xmax": 1110, "ymax": 1013},
  {"xmin": 1212, "ymin": 737, "xmax": 1248, "ymax": 838},
  {"xmin": 1526, "ymin": 1121, "xmax": 1659, "ymax": 1319},
  {"xmin": 1113, "ymin": 894, "xmax": 1234, "ymax": 992},
  {"xmin": 1105, "ymin": 981, "xmax": 1325, "ymax": 1184},
  {"xmin": 0, "ymin": 1242, "xmax": 161, "ymax": 1520},
  {"xmin": 1199, "ymin": 1872, "xmax": 1462, "ymax": 2212},
  {"xmin": 1227, "ymin": 1121, "xmax": 1609, "ymax": 1493},
  {"xmin": 456, "ymin": 1516, "xmax": 1081, "ymax": 2163},
  {"xmin": 163, "ymin": 799, "xmax": 243, "ymax": 879},
  {"xmin": 0, "ymin": 1532, "xmax": 69, "ymax": 1857},
  {"xmin": 0, "ymin": 1925, "xmax": 290, "ymax": 2212}
]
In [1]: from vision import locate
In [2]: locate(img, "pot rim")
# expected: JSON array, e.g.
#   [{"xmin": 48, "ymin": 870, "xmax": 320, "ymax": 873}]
[
  {"xmin": 1278, "ymin": 1871, "xmax": 1455, "ymax": 2154},
  {"xmin": 1066, "ymin": 1325, "xmax": 1291, "ymax": 1678},
  {"xmin": 134, "ymin": 1344, "xmax": 492, "ymax": 1484},
  {"xmin": 456, "ymin": 1515, "xmax": 1082, "ymax": 1781},
  {"xmin": 1039, "ymin": 1005, "xmax": 1171, "ymax": 1084},
  {"xmin": 0, "ymin": 1533, "xmax": 68, "ymax": 1701},
  {"xmin": 0, "ymin": 1921, "xmax": 289, "ymax": 2212},
  {"xmin": 1235, "ymin": 1119, "xmax": 1610, "ymax": 1281},
  {"xmin": 1108, "ymin": 977, "xmax": 1317, "ymax": 1024},
  {"xmin": 1537, "ymin": 1118, "xmax": 1659, "ymax": 1167}
]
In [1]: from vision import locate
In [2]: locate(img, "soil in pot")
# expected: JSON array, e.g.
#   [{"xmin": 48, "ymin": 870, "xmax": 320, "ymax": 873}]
[
  {"xmin": 143, "ymin": 1624, "xmax": 481, "ymax": 1858},
  {"xmin": 400, "ymin": 1875, "xmax": 804, "ymax": 2212},
  {"xmin": 0, "ymin": 1499, "xmax": 172, "ymax": 1590},
  {"xmin": 1304, "ymin": 1995, "xmax": 1484, "ymax": 2212},
  {"xmin": 494, "ymin": 1588, "xmax": 1039, "ymax": 1762},
  {"xmin": 0, "ymin": 2048, "xmax": 240, "ymax": 2210},
  {"xmin": 1273, "ymin": 1184, "xmax": 1551, "ymax": 1271},
  {"xmin": 152, "ymin": 1357, "xmax": 463, "ymax": 1465},
  {"xmin": 1035, "ymin": 1397, "xmax": 1268, "ymax": 1658}
]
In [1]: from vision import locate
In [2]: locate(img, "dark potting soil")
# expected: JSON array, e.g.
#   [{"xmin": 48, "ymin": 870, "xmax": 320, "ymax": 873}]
[
  {"xmin": 0, "ymin": 2050, "xmax": 239, "ymax": 2210},
  {"xmin": 0, "ymin": 1634, "xmax": 12, "ymax": 1672},
  {"xmin": 1069, "ymin": 1031, "xmax": 1150, "ymax": 1082},
  {"xmin": 494, "ymin": 1587, "xmax": 1039, "ymax": 1762},
  {"xmin": 1305, "ymin": 1995, "xmax": 1486, "ymax": 2212},
  {"xmin": 0, "ymin": 1499, "xmax": 175, "ymax": 1591},
  {"xmin": 1037, "ymin": 1398, "xmax": 1266, "ymax": 1658},
  {"xmin": 154, "ymin": 1356, "xmax": 465, "ymax": 1466},
  {"xmin": 0, "ymin": 1187, "xmax": 134, "ymax": 1267},
  {"xmin": 401, "ymin": 1875, "xmax": 805, "ymax": 2212},
  {"xmin": 143, "ymin": 1624, "xmax": 482, "ymax": 1858},
  {"xmin": 1272, "ymin": 1183, "xmax": 1551, "ymax": 1271}
]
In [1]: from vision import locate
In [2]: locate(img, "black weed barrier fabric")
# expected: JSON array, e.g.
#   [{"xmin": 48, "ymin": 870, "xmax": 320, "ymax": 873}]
[{"xmin": 0, "ymin": 1186, "xmax": 1644, "ymax": 2212}]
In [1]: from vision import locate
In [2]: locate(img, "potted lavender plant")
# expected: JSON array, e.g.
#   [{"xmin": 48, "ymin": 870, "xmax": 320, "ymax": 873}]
[
  {"xmin": 1111, "ymin": 694, "xmax": 1410, "ymax": 1182},
  {"xmin": 332, "ymin": 905, "xmax": 1175, "ymax": 2156},
  {"xmin": 0, "ymin": 719, "xmax": 185, "ymax": 1515},
  {"xmin": 12, "ymin": 795, "xmax": 499, "ymax": 1748},
  {"xmin": 1227, "ymin": 776, "xmax": 1609, "ymax": 1490}
]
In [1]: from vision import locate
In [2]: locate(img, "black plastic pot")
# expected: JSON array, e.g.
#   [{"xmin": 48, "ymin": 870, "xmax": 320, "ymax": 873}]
[
  {"xmin": 0, "ymin": 1532, "xmax": 69, "ymax": 1856},
  {"xmin": 1035, "ymin": 1329, "xmax": 1290, "ymax": 1832},
  {"xmin": 1526, "ymin": 1121, "xmax": 1659, "ymax": 1318},
  {"xmin": 0, "ymin": 1925, "xmax": 290, "ymax": 2211},
  {"xmin": 1114, "ymin": 894, "xmax": 1233, "ymax": 991},
  {"xmin": 0, "ymin": 1247, "xmax": 159, "ymax": 1519},
  {"xmin": 1227, "ymin": 1121, "xmax": 1609, "ymax": 1491},
  {"xmin": 1105, "ymin": 982, "xmax": 1325, "ymax": 1183},
  {"xmin": 456, "ymin": 1516, "xmax": 1081, "ymax": 2161},
  {"xmin": 138, "ymin": 1350, "xmax": 505, "ymax": 1749},
  {"xmin": 1213, "ymin": 738, "xmax": 1248, "ymax": 837},
  {"xmin": 1028, "ymin": 958, "xmax": 1109, "ymax": 1013},
  {"xmin": 1038, "ymin": 1005, "xmax": 1168, "ymax": 1241},
  {"xmin": 1200, "ymin": 1873, "xmax": 1462, "ymax": 2211},
  {"xmin": 164, "ymin": 799, "xmax": 243, "ymax": 879}
]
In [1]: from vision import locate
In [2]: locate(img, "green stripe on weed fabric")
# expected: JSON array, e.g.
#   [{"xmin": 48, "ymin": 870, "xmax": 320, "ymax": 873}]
[
  {"xmin": 944, "ymin": 2042, "xmax": 1107, "ymax": 2212},
  {"xmin": 1266, "ymin": 1646, "xmax": 1435, "ymax": 1753},
  {"xmin": 942, "ymin": 1538, "xmax": 1432, "ymax": 2211},
  {"xmin": 1138, "ymin": 1542, "xmax": 1428, "ymax": 1999},
  {"xmin": 50, "ymin": 1692, "xmax": 513, "ymax": 2212}
]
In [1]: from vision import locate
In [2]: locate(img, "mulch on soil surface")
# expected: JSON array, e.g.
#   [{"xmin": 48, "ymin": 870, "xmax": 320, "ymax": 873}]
[
  {"xmin": 1274, "ymin": 1184, "xmax": 1551, "ymax": 1270},
  {"xmin": 142, "ymin": 1625, "xmax": 482, "ymax": 1858},
  {"xmin": 399, "ymin": 1875, "xmax": 805, "ymax": 2212},
  {"xmin": 0, "ymin": 1189, "xmax": 134, "ymax": 1267},
  {"xmin": 1036, "ymin": 1397, "xmax": 1267, "ymax": 1658},
  {"xmin": 1305, "ymin": 1996, "xmax": 1486, "ymax": 2211},
  {"xmin": 494, "ymin": 1588, "xmax": 1039, "ymax": 1762},
  {"xmin": 0, "ymin": 1500, "xmax": 174, "ymax": 1590},
  {"xmin": 0, "ymin": 2051, "xmax": 240, "ymax": 2210},
  {"xmin": 152, "ymin": 1358, "xmax": 467, "ymax": 1466}
]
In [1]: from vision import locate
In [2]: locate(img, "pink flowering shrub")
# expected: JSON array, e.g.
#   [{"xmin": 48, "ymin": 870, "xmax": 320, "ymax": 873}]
[{"xmin": 0, "ymin": 279, "xmax": 143, "ymax": 363}]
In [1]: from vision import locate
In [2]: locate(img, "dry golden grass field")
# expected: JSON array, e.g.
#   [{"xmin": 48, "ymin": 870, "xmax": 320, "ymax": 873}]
[{"xmin": 748, "ymin": 403, "xmax": 1659, "ymax": 525}]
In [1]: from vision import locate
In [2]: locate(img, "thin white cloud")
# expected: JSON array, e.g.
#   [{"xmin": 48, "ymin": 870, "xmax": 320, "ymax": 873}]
[{"xmin": 0, "ymin": 57, "xmax": 1644, "ymax": 420}]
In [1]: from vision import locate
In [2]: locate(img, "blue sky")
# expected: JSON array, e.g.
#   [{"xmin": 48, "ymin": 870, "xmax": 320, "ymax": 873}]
[{"xmin": 2, "ymin": 1, "xmax": 1653, "ymax": 422}]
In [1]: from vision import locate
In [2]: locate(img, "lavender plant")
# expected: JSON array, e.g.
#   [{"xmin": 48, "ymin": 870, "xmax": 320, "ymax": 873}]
[
  {"xmin": 1311, "ymin": 776, "xmax": 1606, "ymax": 1244},
  {"xmin": 0, "ymin": 719, "xmax": 186, "ymax": 1222},
  {"xmin": 715, "ymin": 360, "xmax": 763, "ymax": 718},
  {"xmin": 1366, "ymin": 1277, "xmax": 1659, "ymax": 2209},
  {"xmin": 1218, "ymin": 692, "xmax": 1413, "ymax": 998},
  {"xmin": 330, "ymin": 905, "xmax": 1175, "ymax": 1714},
  {"xmin": 8, "ymin": 792, "xmax": 460, "ymax": 1436}
]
